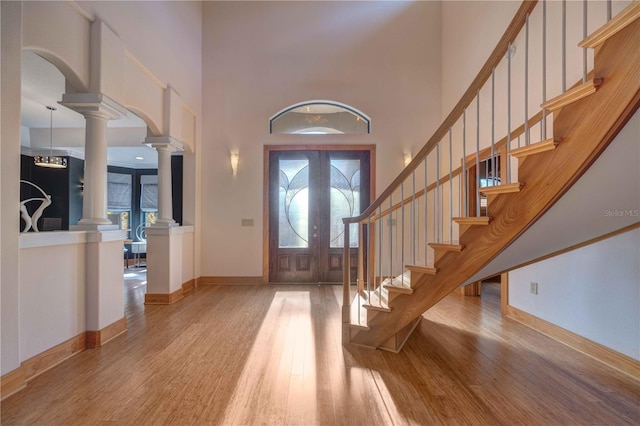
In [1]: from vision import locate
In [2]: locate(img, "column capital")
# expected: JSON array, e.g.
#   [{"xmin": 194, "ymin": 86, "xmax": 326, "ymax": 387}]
[
  {"xmin": 144, "ymin": 136, "xmax": 184, "ymax": 153},
  {"xmin": 60, "ymin": 93, "xmax": 128, "ymax": 120}
]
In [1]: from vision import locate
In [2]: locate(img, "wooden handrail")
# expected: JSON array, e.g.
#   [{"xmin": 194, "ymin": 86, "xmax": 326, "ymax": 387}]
[{"xmin": 344, "ymin": 0, "xmax": 539, "ymax": 225}]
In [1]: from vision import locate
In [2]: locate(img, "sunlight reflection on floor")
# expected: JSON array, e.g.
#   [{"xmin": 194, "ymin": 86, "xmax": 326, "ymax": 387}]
[{"xmin": 220, "ymin": 291, "xmax": 317, "ymax": 424}]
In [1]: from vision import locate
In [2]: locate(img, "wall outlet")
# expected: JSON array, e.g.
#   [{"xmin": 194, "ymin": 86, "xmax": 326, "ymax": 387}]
[
  {"xmin": 530, "ymin": 282, "xmax": 538, "ymax": 295},
  {"xmin": 241, "ymin": 218, "xmax": 254, "ymax": 227}
]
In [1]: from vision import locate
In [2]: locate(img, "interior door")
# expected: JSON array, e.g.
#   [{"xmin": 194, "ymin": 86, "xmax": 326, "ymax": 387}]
[{"xmin": 269, "ymin": 150, "xmax": 370, "ymax": 283}]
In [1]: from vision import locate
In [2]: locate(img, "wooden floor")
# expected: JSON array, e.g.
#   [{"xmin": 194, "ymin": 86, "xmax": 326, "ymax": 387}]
[{"xmin": 2, "ymin": 279, "xmax": 639, "ymax": 425}]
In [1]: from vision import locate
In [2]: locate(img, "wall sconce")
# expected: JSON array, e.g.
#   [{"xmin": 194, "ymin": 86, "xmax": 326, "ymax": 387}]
[
  {"xmin": 404, "ymin": 151, "xmax": 412, "ymax": 167},
  {"xmin": 230, "ymin": 151, "xmax": 239, "ymax": 176}
]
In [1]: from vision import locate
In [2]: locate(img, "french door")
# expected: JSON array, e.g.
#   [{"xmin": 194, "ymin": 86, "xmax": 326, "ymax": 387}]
[{"xmin": 269, "ymin": 150, "xmax": 370, "ymax": 283}]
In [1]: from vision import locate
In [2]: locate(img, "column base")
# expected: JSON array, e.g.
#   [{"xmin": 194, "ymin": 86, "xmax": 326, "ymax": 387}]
[
  {"xmin": 152, "ymin": 219, "xmax": 178, "ymax": 227},
  {"xmin": 71, "ymin": 222, "xmax": 118, "ymax": 231}
]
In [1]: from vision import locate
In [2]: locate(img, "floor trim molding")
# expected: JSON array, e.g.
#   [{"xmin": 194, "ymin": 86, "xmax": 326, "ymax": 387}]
[
  {"xmin": 1, "ymin": 366, "xmax": 27, "ymax": 401},
  {"xmin": 182, "ymin": 278, "xmax": 196, "ymax": 293},
  {"xmin": 1, "ymin": 331, "xmax": 88, "ymax": 401},
  {"xmin": 506, "ymin": 305, "xmax": 640, "ymax": 380},
  {"xmin": 86, "ymin": 317, "xmax": 127, "ymax": 348},
  {"xmin": 145, "ymin": 288, "xmax": 184, "ymax": 304},
  {"xmin": 199, "ymin": 276, "xmax": 263, "ymax": 285}
]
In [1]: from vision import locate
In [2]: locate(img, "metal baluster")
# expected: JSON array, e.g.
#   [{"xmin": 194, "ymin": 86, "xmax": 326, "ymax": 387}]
[
  {"xmin": 449, "ymin": 128, "xmax": 453, "ymax": 243},
  {"xmin": 485, "ymin": 161, "xmax": 489, "ymax": 199},
  {"xmin": 357, "ymin": 221, "xmax": 360, "ymax": 325},
  {"xmin": 476, "ymin": 91, "xmax": 481, "ymax": 216},
  {"xmin": 378, "ymin": 206, "xmax": 382, "ymax": 304},
  {"xmin": 389, "ymin": 195, "xmax": 393, "ymax": 291},
  {"xmin": 424, "ymin": 158, "xmax": 428, "ymax": 265},
  {"xmin": 542, "ymin": 0, "xmax": 547, "ymax": 141},
  {"xmin": 525, "ymin": 12, "xmax": 530, "ymax": 146},
  {"xmin": 367, "ymin": 216, "xmax": 371, "ymax": 303},
  {"xmin": 607, "ymin": 0, "xmax": 612, "ymax": 21},
  {"xmin": 463, "ymin": 108, "xmax": 467, "ymax": 216},
  {"xmin": 491, "ymin": 67, "xmax": 496, "ymax": 196},
  {"xmin": 507, "ymin": 42, "xmax": 512, "ymax": 183},
  {"xmin": 583, "ymin": 0, "xmax": 588, "ymax": 83},
  {"xmin": 401, "ymin": 182, "xmax": 405, "ymax": 286},
  {"xmin": 562, "ymin": 0, "xmax": 567, "ymax": 92},
  {"xmin": 436, "ymin": 142, "xmax": 441, "ymax": 242},
  {"xmin": 412, "ymin": 171, "xmax": 416, "ymax": 265},
  {"xmin": 344, "ymin": 221, "xmax": 351, "ymax": 325}
]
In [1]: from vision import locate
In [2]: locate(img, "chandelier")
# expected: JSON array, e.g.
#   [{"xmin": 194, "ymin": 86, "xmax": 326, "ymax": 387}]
[{"xmin": 34, "ymin": 105, "xmax": 67, "ymax": 169}]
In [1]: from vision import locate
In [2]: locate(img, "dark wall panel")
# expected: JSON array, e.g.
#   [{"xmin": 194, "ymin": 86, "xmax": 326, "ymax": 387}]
[
  {"xmin": 172, "ymin": 155, "xmax": 183, "ymax": 225},
  {"xmin": 68, "ymin": 157, "xmax": 84, "ymax": 227},
  {"xmin": 20, "ymin": 155, "xmax": 70, "ymax": 231}
]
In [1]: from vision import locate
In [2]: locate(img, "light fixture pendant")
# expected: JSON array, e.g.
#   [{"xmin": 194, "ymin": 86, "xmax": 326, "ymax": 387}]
[{"xmin": 34, "ymin": 105, "xmax": 67, "ymax": 169}]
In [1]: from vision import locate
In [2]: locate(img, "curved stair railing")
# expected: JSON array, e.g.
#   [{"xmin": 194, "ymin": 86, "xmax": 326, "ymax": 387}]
[{"xmin": 341, "ymin": 0, "xmax": 640, "ymax": 351}]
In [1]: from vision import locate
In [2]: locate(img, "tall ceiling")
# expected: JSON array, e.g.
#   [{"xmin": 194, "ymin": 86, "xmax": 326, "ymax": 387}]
[{"xmin": 20, "ymin": 51, "xmax": 159, "ymax": 169}]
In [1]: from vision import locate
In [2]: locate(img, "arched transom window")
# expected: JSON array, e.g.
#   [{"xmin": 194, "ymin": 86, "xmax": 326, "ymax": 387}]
[{"xmin": 270, "ymin": 101, "xmax": 370, "ymax": 134}]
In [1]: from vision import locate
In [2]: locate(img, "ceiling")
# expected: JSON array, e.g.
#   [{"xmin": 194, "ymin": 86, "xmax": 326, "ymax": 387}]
[{"xmin": 20, "ymin": 51, "xmax": 159, "ymax": 169}]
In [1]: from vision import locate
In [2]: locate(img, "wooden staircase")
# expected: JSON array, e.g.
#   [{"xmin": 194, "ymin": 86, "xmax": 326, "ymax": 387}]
[{"xmin": 346, "ymin": 4, "xmax": 640, "ymax": 352}]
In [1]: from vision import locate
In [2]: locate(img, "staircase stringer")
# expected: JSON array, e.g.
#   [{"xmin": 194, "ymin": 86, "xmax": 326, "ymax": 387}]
[{"xmin": 349, "ymin": 18, "xmax": 640, "ymax": 350}]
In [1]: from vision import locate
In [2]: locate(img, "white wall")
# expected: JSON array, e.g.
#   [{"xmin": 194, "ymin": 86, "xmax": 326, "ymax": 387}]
[
  {"xmin": 181, "ymin": 228, "xmax": 195, "ymax": 284},
  {"xmin": 509, "ymin": 229, "xmax": 640, "ymax": 360},
  {"xmin": 76, "ymin": 1, "xmax": 202, "ymax": 113},
  {"xmin": 1, "ymin": 0, "xmax": 23, "ymax": 375},
  {"xmin": 20, "ymin": 242, "xmax": 86, "ymax": 360},
  {"xmin": 201, "ymin": 1, "xmax": 442, "ymax": 277},
  {"xmin": 441, "ymin": 0, "xmax": 520, "ymax": 118}
]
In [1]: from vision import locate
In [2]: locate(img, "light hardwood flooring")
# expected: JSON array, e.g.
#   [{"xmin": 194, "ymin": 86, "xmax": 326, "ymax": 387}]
[{"xmin": 1, "ymin": 280, "xmax": 638, "ymax": 425}]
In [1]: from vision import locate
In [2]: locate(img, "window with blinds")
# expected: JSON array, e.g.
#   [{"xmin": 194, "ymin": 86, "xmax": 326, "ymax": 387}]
[
  {"xmin": 140, "ymin": 174, "xmax": 158, "ymax": 212},
  {"xmin": 107, "ymin": 173, "xmax": 132, "ymax": 211}
]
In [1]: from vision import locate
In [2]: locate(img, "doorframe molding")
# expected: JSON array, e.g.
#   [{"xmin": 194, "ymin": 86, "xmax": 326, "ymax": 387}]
[{"xmin": 262, "ymin": 144, "xmax": 377, "ymax": 283}]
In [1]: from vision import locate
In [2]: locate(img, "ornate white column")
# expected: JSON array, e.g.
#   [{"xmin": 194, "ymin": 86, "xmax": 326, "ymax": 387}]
[
  {"xmin": 145, "ymin": 136, "xmax": 183, "ymax": 227},
  {"xmin": 58, "ymin": 94, "xmax": 129, "ymax": 345},
  {"xmin": 61, "ymin": 93, "xmax": 128, "ymax": 230},
  {"xmin": 143, "ymin": 136, "xmax": 184, "ymax": 304}
]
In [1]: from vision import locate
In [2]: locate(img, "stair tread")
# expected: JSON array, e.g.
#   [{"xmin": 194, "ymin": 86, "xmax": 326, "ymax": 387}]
[
  {"xmin": 428, "ymin": 242, "xmax": 463, "ymax": 252},
  {"xmin": 384, "ymin": 283, "xmax": 414, "ymax": 294},
  {"xmin": 363, "ymin": 303, "xmax": 391, "ymax": 312},
  {"xmin": 453, "ymin": 216, "xmax": 491, "ymax": 225},
  {"xmin": 406, "ymin": 264, "xmax": 438, "ymax": 275},
  {"xmin": 541, "ymin": 78, "xmax": 603, "ymax": 111},
  {"xmin": 480, "ymin": 182, "xmax": 523, "ymax": 195},
  {"xmin": 510, "ymin": 138, "xmax": 560, "ymax": 159},
  {"xmin": 579, "ymin": 1, "xmax": 640, "ymax": 48}
]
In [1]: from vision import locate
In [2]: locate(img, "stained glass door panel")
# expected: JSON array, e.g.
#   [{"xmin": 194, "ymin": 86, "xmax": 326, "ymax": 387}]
[
  {"xmin": 269, "ymin": 150, "xmax": 370, "ymax": 283},
  {"xmin": 318, "ymin": 151, "xmax": 370, "ymax": 283},
  {"xmin": 269, "ymin": 151, "xmax": 319, "ymax": 282}
]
